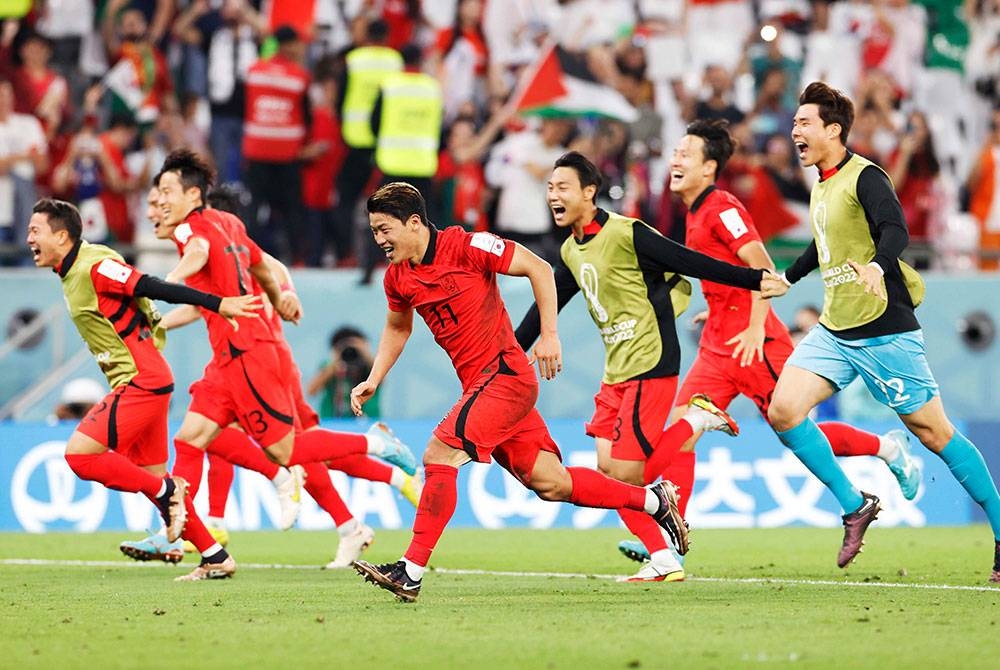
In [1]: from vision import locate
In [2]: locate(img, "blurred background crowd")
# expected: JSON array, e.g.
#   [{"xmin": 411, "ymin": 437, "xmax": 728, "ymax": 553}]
[{"xmin": 1, "ymin": 0, "xmax": 999, "ymax": 277}]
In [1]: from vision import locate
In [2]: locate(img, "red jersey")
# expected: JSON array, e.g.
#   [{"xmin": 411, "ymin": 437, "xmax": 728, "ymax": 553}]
[
  {"xmin": 384, "ymin": 226, "xmax": 524, "ymax": 388},
  {"xmin": 242, "ymin": 54, "xmax": 310, "ymax": 162},
  {"xmin": 301, "ymin": 106, "xmax": 346, "ymax": 209},
  {"xmin": 58, "ymin": 242, "xmax": 173, "ymax": 390},
  {"xmin": 171, "ymin": 208, "xmax": 276, "ymax": 364},
  {"xmin": 684, "ymin": 187, "xmax": 791, "ymax": 355}
]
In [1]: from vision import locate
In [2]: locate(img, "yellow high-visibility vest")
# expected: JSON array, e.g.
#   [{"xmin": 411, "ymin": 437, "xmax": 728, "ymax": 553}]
[
  {"xmin": 341, "ymin": 46, "xmax": 403, "ymax": 148},
  {"xmin": 375, "ymin": 72, "xmax": 443, "ymax": 177}
]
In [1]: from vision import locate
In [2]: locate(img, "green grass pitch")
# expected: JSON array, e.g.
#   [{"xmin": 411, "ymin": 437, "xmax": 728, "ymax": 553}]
[{"xmin": 2, "ymin": 526, "xmax": 999, "ymax": 669}]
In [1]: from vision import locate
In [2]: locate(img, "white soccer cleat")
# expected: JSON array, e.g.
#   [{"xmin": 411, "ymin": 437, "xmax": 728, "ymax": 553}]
[
  {"xmin": 275, "ymin": 465, "xmax": 304, "ymax": 531},
  {"xmin": 323, "ymin": 524, "xmax": 375, "ymax": 569},
  {"xmin": 174, "ymin": 555, "xmax": 237, "ymax": 581},
  {"xmin": 617, "ymin": 552, "xmax": 686, "ymax": 583},
  {"xmin": 686, "ymin": 393, "xmax": 739, "ymax": 436}
]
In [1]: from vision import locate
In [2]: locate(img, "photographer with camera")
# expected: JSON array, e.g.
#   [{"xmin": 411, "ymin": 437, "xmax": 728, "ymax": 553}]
[{"xmin": 307, "ymin": 326, "xmax": 380, "ymax": 419}]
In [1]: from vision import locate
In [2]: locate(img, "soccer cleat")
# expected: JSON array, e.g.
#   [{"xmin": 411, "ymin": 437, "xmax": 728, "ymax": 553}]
[
  {"xmin": 617, "ymin": 552, "xmax": 685, "ymax": 583},
  {"xmin": 120, "ymin": 532, "xmax": 184, "ymax": 563},
  {"xmin": 174, "ymin": 555, "xmax": 237, "ymax": 581},
  {"xmin": 323, "ymin": 524, "xmax": 376, "ymax": 569},
  {"xmin": 354, "ymin": 559, "xmax": 422, "ymax": 602},
  {"xmin": 618, "ymin": 540, "xmax": 650, "ymax": 564},
  {"xmin": 367, "ymin": 422, "xmax": 417, "ymax": 475},
  {"xmin": 991, "ymin": 541, "xmax": 1000, "ymax": 584},
  {"xmin": 882, "ymin": 429, "xmax": 921, "ymax": 501},
  {"xmin": 687, "ymin": 393, "xmax": 739, "ymax": 436},
  {"xmin": 397, "ymin": 468, "xmax": 423, "ymax": 507},
  {"xmin": 159, "ymin": 477, "xmax": 188, "ymax": 542},
  {"xmin": 648, "ymin": 481, "xmax": 690, "ymax": 555},
  {"xmin": 838, "ymin": 492, "xmax": 881, "ymax": 568},
  {"xmin": 183, "ymin": 525, "xmax": 230, "ymax": 553},
  {"xmin": 275, "ymin": 465, "xmax": 304, "ymax": 531}
]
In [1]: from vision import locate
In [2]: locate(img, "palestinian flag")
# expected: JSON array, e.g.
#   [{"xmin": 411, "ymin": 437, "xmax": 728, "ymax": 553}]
[{"xmin": 512, "ymin": 44, "xmax": 639, "ymax": 122}]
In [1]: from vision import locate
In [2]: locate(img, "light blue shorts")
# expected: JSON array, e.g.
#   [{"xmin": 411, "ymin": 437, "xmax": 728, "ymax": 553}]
[{"xmin": 786, "ymin": 326, "xmax": 939, "ymax": 415}]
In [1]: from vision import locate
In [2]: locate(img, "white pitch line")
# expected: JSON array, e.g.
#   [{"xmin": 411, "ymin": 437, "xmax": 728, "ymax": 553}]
[{"xmin": 2, "ymin": 558, "xmax": 998, "ymax": 593}]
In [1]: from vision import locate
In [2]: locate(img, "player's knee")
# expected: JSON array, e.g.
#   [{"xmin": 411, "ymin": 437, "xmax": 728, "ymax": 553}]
[
  {"xmin": 266, "ymin": 442, "xmax": 293, "ymax": 466},
  {"xmin": 912, "ymin": 425, "xmax": 952, "ymax": 453},
  {"xmin": 602, "ymin": 461, "xmax": 643, "ymax": 486},
  {"xmin": 767, "ymin": 400, "xmax": 799, "ymax": 432},
  {"xmin": 530, "ymin": 471, "xmax": 573, "ymax": 502}
]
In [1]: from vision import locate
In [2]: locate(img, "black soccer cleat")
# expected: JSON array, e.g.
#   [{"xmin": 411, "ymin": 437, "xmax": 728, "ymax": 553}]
[
  {"xmin": 354, "ymin": 560, "xmax": 422, "ymax": 603},
  {"xmin": 838, "ymin": 492, "xmax": 880, "ymax": 568},
  {"xmin": 990, "ymin": 541, "xmax": 1000, "ymax": 584},
  {"xmin": 649, "ymin": 481, "xmax": 690, "ymax": 555}
]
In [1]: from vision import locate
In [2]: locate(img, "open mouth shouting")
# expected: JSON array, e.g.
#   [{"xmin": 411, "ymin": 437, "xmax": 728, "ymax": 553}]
[{"xmin": 550, "ymin": 203, "xmax": 566, "ymax": 223}]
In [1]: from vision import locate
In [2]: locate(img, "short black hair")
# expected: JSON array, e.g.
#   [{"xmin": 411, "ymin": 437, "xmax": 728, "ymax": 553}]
[
  {"xmin": 206, "ymin": 184, "xmax": 244, "ymax": 215},
  {"xmin": 685, "ymin": 119, "xmax": 735, "ymax": 178},
  {"xmin": 108, "ymin": 112, "xmax": 138, "ymax": 130},
  {"xmin": 33, "ymin": 198, "xmax": 82, "ymax": 242},
  {"xmin": 159, "ymin": 149, "xmax": 215, "ymax": 203},
  {"xmin": 553, "ymin": 151, "xmax": 602, "ymax": 195},
  {"xmin": 330, "ymin": 326, "xmax": 365, "ymax": 349},
  {"xmin": 799, "ymin": 81, "xmax": 854, "ymax": 144},
  {"xmin": 367, "ymin": 182, "xmax": 429, "ymax": 227}
]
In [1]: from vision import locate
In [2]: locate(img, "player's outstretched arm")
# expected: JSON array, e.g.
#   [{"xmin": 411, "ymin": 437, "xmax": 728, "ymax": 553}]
[
  {"xmin": 249, "ymin": 259, "xmax": 295, "ymax": 323},
  {"xmin": 158, "ymin": 304, "xmax": 202, "ymax": 331},
  {"xmin": 264, "ymin": 252, "xmax": 303, "ymax": 322},
  {"xmin": 729, "ymin": 240, "xmax": 776, "ymax": 366},
  {"xmin": 352, "ymin": 308, "xmax": 413, "ymax": 416},
  {"xmin": 133, "ymin": 274, "xmax": 262, "ymax": 328},
  {"xmin": 505, "ymin": 243, "xmax": 562, "ymax": 380},
  {"xmin": 632, "ymin": 222, "xmax": 762, "ymax": 291}
]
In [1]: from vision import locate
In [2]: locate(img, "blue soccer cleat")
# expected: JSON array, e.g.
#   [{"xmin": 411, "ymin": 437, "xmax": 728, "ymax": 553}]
[
  {"xmin": 883, "ymin": 429, "xmax": 921, "ymax": 501},
  {"xmin": 120, "ymin": 532, "xmax": 184, "ymax": 563},
  {"xmin": 367, "ymin": 422, "xmax": 417, "ymax": 475}
]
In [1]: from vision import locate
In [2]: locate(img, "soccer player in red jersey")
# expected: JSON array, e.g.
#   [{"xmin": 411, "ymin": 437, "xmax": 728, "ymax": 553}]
[
  {"xmin": 28, "ymin": 198, "xmax": 261, "ymax": 578},
  {"xmin": 351, "ymin": 182, "xmax": 690, "ymax": 602},
  {"xmin": 151, "ymin": 152, "xmax": 418, "ymax": 573},
  {"xmin": 604, "ymin": 120, "xmax": 920, "ymax": 568},
  {"xmin": 515, "ymin": 151, "xmax": 772, "ymax": 583}
]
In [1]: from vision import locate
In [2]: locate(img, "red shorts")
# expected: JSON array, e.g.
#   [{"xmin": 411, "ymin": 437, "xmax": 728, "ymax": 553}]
[
  {"xmin": 274, "ymin": 337, "xmax": 320, "ymax": 430},
  {"xmin": 586, "ymin": 376, "xmax": 678, "ymax": 461},
  {"xmin": 434, "ymin": 358, "xmax": 561, "ymax": 486},
  {"xmin": 77, "ymin": 382, "xmax": 171, "ymax": 467},
  {"xmin": 189, "ymin": 344, "xmax": 296, "ymax": 447},
  {"xmin": 675, "ymin": 337, "xmax": 793, "ymax": 417}
]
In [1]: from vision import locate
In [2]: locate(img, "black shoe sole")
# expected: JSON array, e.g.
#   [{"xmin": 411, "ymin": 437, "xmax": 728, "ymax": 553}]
[{"xmin": 353, "ymin": 562, "xmax": 420, "ymax": 603}]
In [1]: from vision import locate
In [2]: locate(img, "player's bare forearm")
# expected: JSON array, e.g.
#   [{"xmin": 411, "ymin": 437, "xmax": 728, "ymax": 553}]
[
  {"xmin": 159, "ymin": 304, "xmax": 202, "ymax": 331},
  {"xmin": 166, "ymin": 237, "xmax": 210, "ymax": 283},
  {"xmin": 249, "ymin": 261, "xmax": 283, "ymax": 308},
  {"xmin": 368, "ymin": 309, "xmax": 413, "ymax": 387},
  {"xmin": 507, "ymin": 244, "xmax": 558, "ymax": 337}
]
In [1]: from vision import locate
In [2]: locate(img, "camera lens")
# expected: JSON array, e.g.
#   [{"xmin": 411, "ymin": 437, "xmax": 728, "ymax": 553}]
[{"xmin": 340, "ymin": 346, "xmax": 360, "ymax": 364}]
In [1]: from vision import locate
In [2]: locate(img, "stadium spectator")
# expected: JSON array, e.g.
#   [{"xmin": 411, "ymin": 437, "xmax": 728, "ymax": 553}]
[
  {"xmin": 0, "ymin": 25, "xmax": 70, "ymax": 141},
  {"xmin": 242, "ymin": 24, "xmax": 310, "ymax": 262},
  {"xmin": 887, "ymin": 111, "xmax": 942, "ymax": 256},
  {"xmin": 429, "ymin": 0, "xmax": 489, "ymax": 122},
  {"xmin": 690, "ymin": 64, "xmax": 746, "ymax": 126},
  {"xmin": 485, "ymin": 117, "xmax": 574, "ymax": 262},
  {"xmin": 101, "ymin": 3, "xmax": 175, "ymax": 125},
  {"xmin": 968, "ymin": 106, "xmax": 1000, "ymax": 270},
  {"xmin": 51, "ymin": 377, "xmax": 106, "ymax": 422},
  {"xmin": 0, "ymin": 76, "xmax": 49, "ymax": 260}
]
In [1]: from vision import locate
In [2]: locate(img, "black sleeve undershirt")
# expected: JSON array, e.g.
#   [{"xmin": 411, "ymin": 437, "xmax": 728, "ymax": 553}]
[
  {"xmin": 784, "ymin": 241, "xmax": 819, "ymax": 284},
  {"xmin": 856, "ymin": 165, "xmax": 910, "ymax": 271},
  {"xmin": 632, "ymin": 222, "xmax": 763, "ymax": 289},
  {"xmin": 513, "ymin": 257, "xmax": 580, "ymax": 351},
  {"xmin": 134, "ymin": 275, "xmax": 223, "ymax": 312}
]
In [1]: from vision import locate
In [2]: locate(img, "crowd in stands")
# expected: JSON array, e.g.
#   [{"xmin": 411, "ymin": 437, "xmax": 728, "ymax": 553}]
[{"xmin": 1, "ymin": 0, "xmax": 998, "ymax": 274}]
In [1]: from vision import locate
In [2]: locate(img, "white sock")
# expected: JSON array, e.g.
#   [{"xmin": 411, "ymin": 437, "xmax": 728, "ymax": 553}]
[
  {"xmin": 272, "ymin": 468, "xmax": 290, "ymax": 485},
  {"xmin": 402, "ymin": 557, "xmax": 425, "ymax": 581},
  {"xmin": 649, "ymin": 549, "xmax": 677, "ymax": 568},
  {"xmin": 643, "ymin": 488, "xmax": 660, "ymax": 514},
  {"xmin": 206, "ymin": 516, "xmax": 226, "ymax": 530},
  {"xmin": 876, "ymin": 434, "xmax": 900, "ymax": 462},
  {"xmin": 201, "ymin": 543, "xmax": 223, "ymax": 559},
  {"xmin": 683, "ymin": 410, "xmax": 709, "ymax": 433},
  {"xmin": 365, "ymin": 434, "xmax": 384, "ymax": 456},
  {"xmin": 155, "ymin": 480, "xmax": 168, "ymax": 498},
  {"xmin": 337, "ymin": 518, "xmax": 359, "ymax": 537},
  {"xmin": 390, "ymin": 467, "xmax": 406, "ymax": 489}
]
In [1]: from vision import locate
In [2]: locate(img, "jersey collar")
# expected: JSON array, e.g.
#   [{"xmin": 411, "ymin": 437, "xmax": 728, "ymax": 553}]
[
  {"xmin": 576, "ymin": 208, "xmax": 609, "ymax": 243},
  {"xmin": 419, "ymin": 225, "xmax": 440, "ymax": 264},
  {"xmin": 55, "ymin": 239, "xmax": 83, "ymax": 278},
  {"xmin": 818, "ymin": 151, "xmax": 852, "ymax": 182},
  {"xmin": 688, "ymin": 185, "xmax": 716, "ymax": 213}
]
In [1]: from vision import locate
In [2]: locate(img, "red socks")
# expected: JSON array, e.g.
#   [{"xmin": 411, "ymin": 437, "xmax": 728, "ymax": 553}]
[
  {"xmin": 65, "ymin": 451, "xmax": 164, "ymax": 497},
  {"xmin": 206, "ymin": 453, "xmax": 235, "ymax": 519},
  {"xmin": 643, "ymin": 420, "xmax": 695, "ymax": 484},
  {"xmin": 566, "ymin": 467, "xmax": 647, "ymax": 511},
  {"xmin": 663, "ymin": 449, "xmax": 696, "ymax": 517},
  {"xmin": 326, "ymin": 454, "xmax": 393, "ymax": 483},
  {"xmin": 207, "ymin": 427, "xmax": 280, "ymax": 479},
  {"xmin": 819, "ymin": 422, "xmax": 880, "ymax": 457},
  {"xmin": 404, "ymin": 464, "xmax": 458, "ymax": 567},
  {"xmin": 301, "ymin": 461, "xmax": 354, "ymax": 526},
  {"xmin": 180, "ymin": 496, "xmax": 218, "ymax": 554},
  {"xmin": 172, "ymin": 439, "xmax": 206, "ymax": 497},
  {"xmin": 618, "ymin": 508, "xmax": 668, "ymax": 553},
  {"xmin": 288, "ymin": 430, "xmax": 366, "ymax": 466}
]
